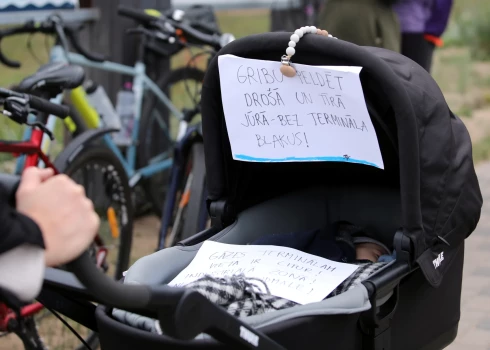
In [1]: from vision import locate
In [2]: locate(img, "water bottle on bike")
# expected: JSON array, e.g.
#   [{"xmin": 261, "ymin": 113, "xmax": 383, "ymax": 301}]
[
  {"xmin": 85, "ymin": 80, "xmax": 121, "ymax": 131},
  {"xmin": 114, "ymin": 82, "xmax": 136, "ymax": 146}
]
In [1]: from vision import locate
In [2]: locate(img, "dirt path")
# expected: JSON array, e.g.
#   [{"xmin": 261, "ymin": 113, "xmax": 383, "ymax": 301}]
[{"xmin": 459, "ymin": 108, "xmax": 490, "ymax": 144}]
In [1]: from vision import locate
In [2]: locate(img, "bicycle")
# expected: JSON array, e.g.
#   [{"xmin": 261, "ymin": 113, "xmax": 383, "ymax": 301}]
[
  {"xmin": 0, "ymin": 5, "xmax": 233, "ymax": 218},
  {"xmin": 0, "ymin": 69, "xmax": 133, "ymax": 349}
]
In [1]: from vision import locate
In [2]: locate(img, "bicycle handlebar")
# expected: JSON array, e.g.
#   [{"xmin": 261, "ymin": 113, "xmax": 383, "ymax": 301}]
[
  {"xmin": 118, "ymin": 5, "xmax": 160, "ymax": 26},
  {"xmin": 28, "ymin": 94, "xmax": 70, "ymax": 118},
  {"xmin": 0, "ymin": 21, "xmax": 45, "ymax": 67},
  {"xmin": 64, "ymin": 25, "xmax": 106, "ymax": 62},
  {"xmin": 0, "ymin": 18, "xmax": 106, "ymax": 68},
  {"xmin": 117, "ymin": 5, "xmax": 222, "ymax": 48},
  {"xmin": 174, "ymin": 20, "xmax": 222, "ymax": 48},
  {"xmin": 0, "ymin": 88, "xmax": 70, "ymax": 118}
]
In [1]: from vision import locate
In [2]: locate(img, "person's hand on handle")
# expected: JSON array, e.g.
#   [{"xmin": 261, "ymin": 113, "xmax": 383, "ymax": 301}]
[{"xmin": 15, "ymin": 167, "xmax": 99, "ymax": 267}]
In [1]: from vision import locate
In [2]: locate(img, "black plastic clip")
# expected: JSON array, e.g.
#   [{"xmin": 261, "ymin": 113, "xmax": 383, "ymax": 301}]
[
  {"xmin": 208, "ymin": 199, "xmax": 234, "ymax": 229},
  {"xmin": 394, "ymin": 229, "xmax": 412, "ymax": 266}
]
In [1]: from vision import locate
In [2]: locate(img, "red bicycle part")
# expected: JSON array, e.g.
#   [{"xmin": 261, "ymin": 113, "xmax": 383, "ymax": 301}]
[
  {"xmin": 0, "ymin": 140, "xmax": 58, "ymax": 174},
  {"xmin": 0, "ymin": 124, "xmax": 112, "ymax": 339},
  {"xmin": 0, "ymin": 302, "xmax": 43, "ymax": 331}
]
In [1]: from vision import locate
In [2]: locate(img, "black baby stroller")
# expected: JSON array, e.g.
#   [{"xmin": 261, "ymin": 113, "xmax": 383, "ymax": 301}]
[{"xmin": 89, "ymin": 32, "xmax": 482, "ymax": 350}]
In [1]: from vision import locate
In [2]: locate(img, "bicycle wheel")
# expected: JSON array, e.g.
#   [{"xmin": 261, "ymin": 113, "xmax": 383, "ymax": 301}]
[
  {"xmin": 165, "ymin": 142, "xmax": 208, "ymax": 247},
  {"xmin": 57, "ymin": 146, "xmax": 134, "ymax": 278},
  {"xmin": 31, "ymin": 146, "xmax": 133, "ymax": 350},
  {"xmin": 138, "ymin": 67, "xmax": 206, "ymax": 215}
]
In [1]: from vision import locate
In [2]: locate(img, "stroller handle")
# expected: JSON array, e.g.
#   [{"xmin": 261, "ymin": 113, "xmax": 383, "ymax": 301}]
[{"xmin": 0, "ymin": 173, "xmax": 285, "ymax": 349}]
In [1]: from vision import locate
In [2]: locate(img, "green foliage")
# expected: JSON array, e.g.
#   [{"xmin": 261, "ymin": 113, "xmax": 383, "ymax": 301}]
[{"xmin": 444, "ymin": 0, "xmax": 490, "ymax": 60}]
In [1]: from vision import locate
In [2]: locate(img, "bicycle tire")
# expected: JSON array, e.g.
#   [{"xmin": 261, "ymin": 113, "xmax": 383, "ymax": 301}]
[
  {"xmin": 166, "ymin": 142, "xmax": 207, "ymax": 247},
  {"xmin": 56, "ymin": 146, "xmax": 134, "ymax": 278},
  {"xmin": 138, "ymin": 67, "xmax": 206, "ymax": 215},
  {"xmin": 63, "ymin": 91, "xmax": 152, "ymax": 219},
  {"xmin": 32, "ymin": 146, "xmax": 134, "ymax": 350}
]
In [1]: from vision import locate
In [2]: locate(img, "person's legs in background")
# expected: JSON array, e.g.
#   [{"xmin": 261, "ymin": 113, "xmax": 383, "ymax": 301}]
[
  {"xmin": 394, "ymin": 0, "xmax": 454, "ymax": 73},
  {"xmin": 400, "ymin": 33, "xmax": 436, "ymax": 72}
]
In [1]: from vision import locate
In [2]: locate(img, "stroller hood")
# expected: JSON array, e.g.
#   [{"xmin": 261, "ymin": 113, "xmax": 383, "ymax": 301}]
[{"xmin": 200, "ymin": 32, "xmax": 482, "ymax": 287}]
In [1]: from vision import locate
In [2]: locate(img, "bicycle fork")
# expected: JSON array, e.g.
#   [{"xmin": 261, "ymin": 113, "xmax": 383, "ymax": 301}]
[{"xmin": 0, "ymin": 302, "xmax": 47, "ymax": 350}]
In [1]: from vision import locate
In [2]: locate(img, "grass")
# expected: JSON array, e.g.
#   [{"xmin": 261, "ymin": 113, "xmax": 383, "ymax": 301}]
[
  {"xmin": 432, "ymin": 0, "xmax": 490, "ymax": 119},
  {"xmin": 429, "ymin": 0, "xmax": 490, "ymax": 136}
]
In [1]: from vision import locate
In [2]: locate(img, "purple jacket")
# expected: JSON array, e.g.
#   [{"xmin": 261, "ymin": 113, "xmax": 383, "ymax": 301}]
[{"xmin": 393, "ymin": 0, "xmax": 453, "ymax": 37}]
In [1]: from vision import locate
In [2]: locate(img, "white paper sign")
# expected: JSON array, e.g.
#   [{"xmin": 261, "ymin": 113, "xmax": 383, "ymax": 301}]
[
  {"xmin": 168, "ymin": 241, "xmax": 359, "ymax": 305},
  {"xmin": 217, "ymin": 54, "xmax": 384, "ymax": 169}
]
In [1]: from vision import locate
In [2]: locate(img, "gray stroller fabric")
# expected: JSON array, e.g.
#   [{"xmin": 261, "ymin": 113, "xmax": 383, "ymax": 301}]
[
  {"xmin": 112, "ymin": 261, "xmax": 388, "ymax": 334},
  {"xmin": 123, "ymin": 185, "xmax": 401, "ymax": 288},
  {"xmin": 112, "ymin": 281, "xmax": 373, "ymax": 336}
]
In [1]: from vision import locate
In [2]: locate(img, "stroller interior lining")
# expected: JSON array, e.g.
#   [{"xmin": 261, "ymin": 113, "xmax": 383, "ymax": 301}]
[
  {"xmin": 126, "ymin": 184, "xmax": 401, "ymax": 285},
  {"xmin": 118, "ymin": 184, "xmax": 400, "ymax": 332}
]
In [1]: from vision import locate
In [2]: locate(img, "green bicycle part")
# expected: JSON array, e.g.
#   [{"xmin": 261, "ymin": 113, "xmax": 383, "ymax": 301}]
[
  {"xmin": 144, "ymin": 9, "xmax": 162, "ymax": 17},
  {"xmin": 69, "ymin": 86, "xmax": 101, "ymax": 129}
]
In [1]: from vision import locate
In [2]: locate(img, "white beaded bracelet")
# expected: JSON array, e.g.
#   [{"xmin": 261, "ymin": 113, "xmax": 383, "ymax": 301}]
[{"xmin": 280, "ymin": 26, "xmax": 336, "ymax": 78}]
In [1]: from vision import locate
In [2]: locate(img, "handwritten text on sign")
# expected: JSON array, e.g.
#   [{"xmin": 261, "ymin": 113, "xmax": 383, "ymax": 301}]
[
  {"xmin": 168, "ymin": 241, "xmax": 359, "ymax": 305},
  {"xmin": 217, "ymin": 54, "xmax": 384, "ymax": 169}
]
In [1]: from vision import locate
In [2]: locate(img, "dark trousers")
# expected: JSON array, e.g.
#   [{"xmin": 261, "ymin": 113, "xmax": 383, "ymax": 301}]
[{"xmin": 401, "ymin": 33, "xmax": 436, "ymax": 73}]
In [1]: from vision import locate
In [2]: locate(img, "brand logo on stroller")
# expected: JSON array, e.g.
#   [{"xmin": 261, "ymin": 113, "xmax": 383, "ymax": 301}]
[
  {"xmin": 240, "ymin": 326, "xmax": 259, "ymax": 347},
  {"xmin": 433, "ymin": 251, "xmax": 444, "ymax": 269}
]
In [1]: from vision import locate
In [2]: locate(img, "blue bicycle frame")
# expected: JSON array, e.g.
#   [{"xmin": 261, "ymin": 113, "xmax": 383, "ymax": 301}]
[
  {"xmin": 157, "ymin": 121, "xmax": 205, "ymax": 250},
  {"xmin": 15, "ymin": 43, "xmax": 188, "ymax": 188}
]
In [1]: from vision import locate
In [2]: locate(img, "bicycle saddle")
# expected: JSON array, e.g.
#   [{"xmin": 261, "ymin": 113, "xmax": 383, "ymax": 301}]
[{"xmin": 17, "ymin": 62, "xmax": 85, "ymax": 95}]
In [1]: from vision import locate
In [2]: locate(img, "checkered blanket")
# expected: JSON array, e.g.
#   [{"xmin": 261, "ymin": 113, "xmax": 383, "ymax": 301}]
[
  {"xmin": 188, "ymin": 260, "xmax": 387, "ymax": 317},
  {"xmin": 112, "ymin": 260, "xmax": 388, "ymax": 334},
  {"xmin": 184, "ymin": 274, "xmax": 298, "ymax": 318}
]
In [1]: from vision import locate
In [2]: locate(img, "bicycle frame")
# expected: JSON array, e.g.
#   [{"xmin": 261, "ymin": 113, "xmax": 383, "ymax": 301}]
[
  {"xmin": 0, "ymin": 110, "xmax": 115, "ymax": 343},
  {"xmin": 55, "ymin": 44, "xmax": 182, "ymax": 185},
  {"xmin": 6, "ymin": 130, "xmax": 59, "ymax": 173},
  {"xmin": 14, "ymin": 94, "xmax": 65, "ymax": 174},
  {"xmin": 16, "ymin": 42, "xmax": 186, "ymax": 186},
  {"xmin": 0, "ymin": 122, "xmax": 87, "ymax": 341},
  {"xmin": 157, "ymin": 121, "xmax": 202, "ymax": 250}
]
